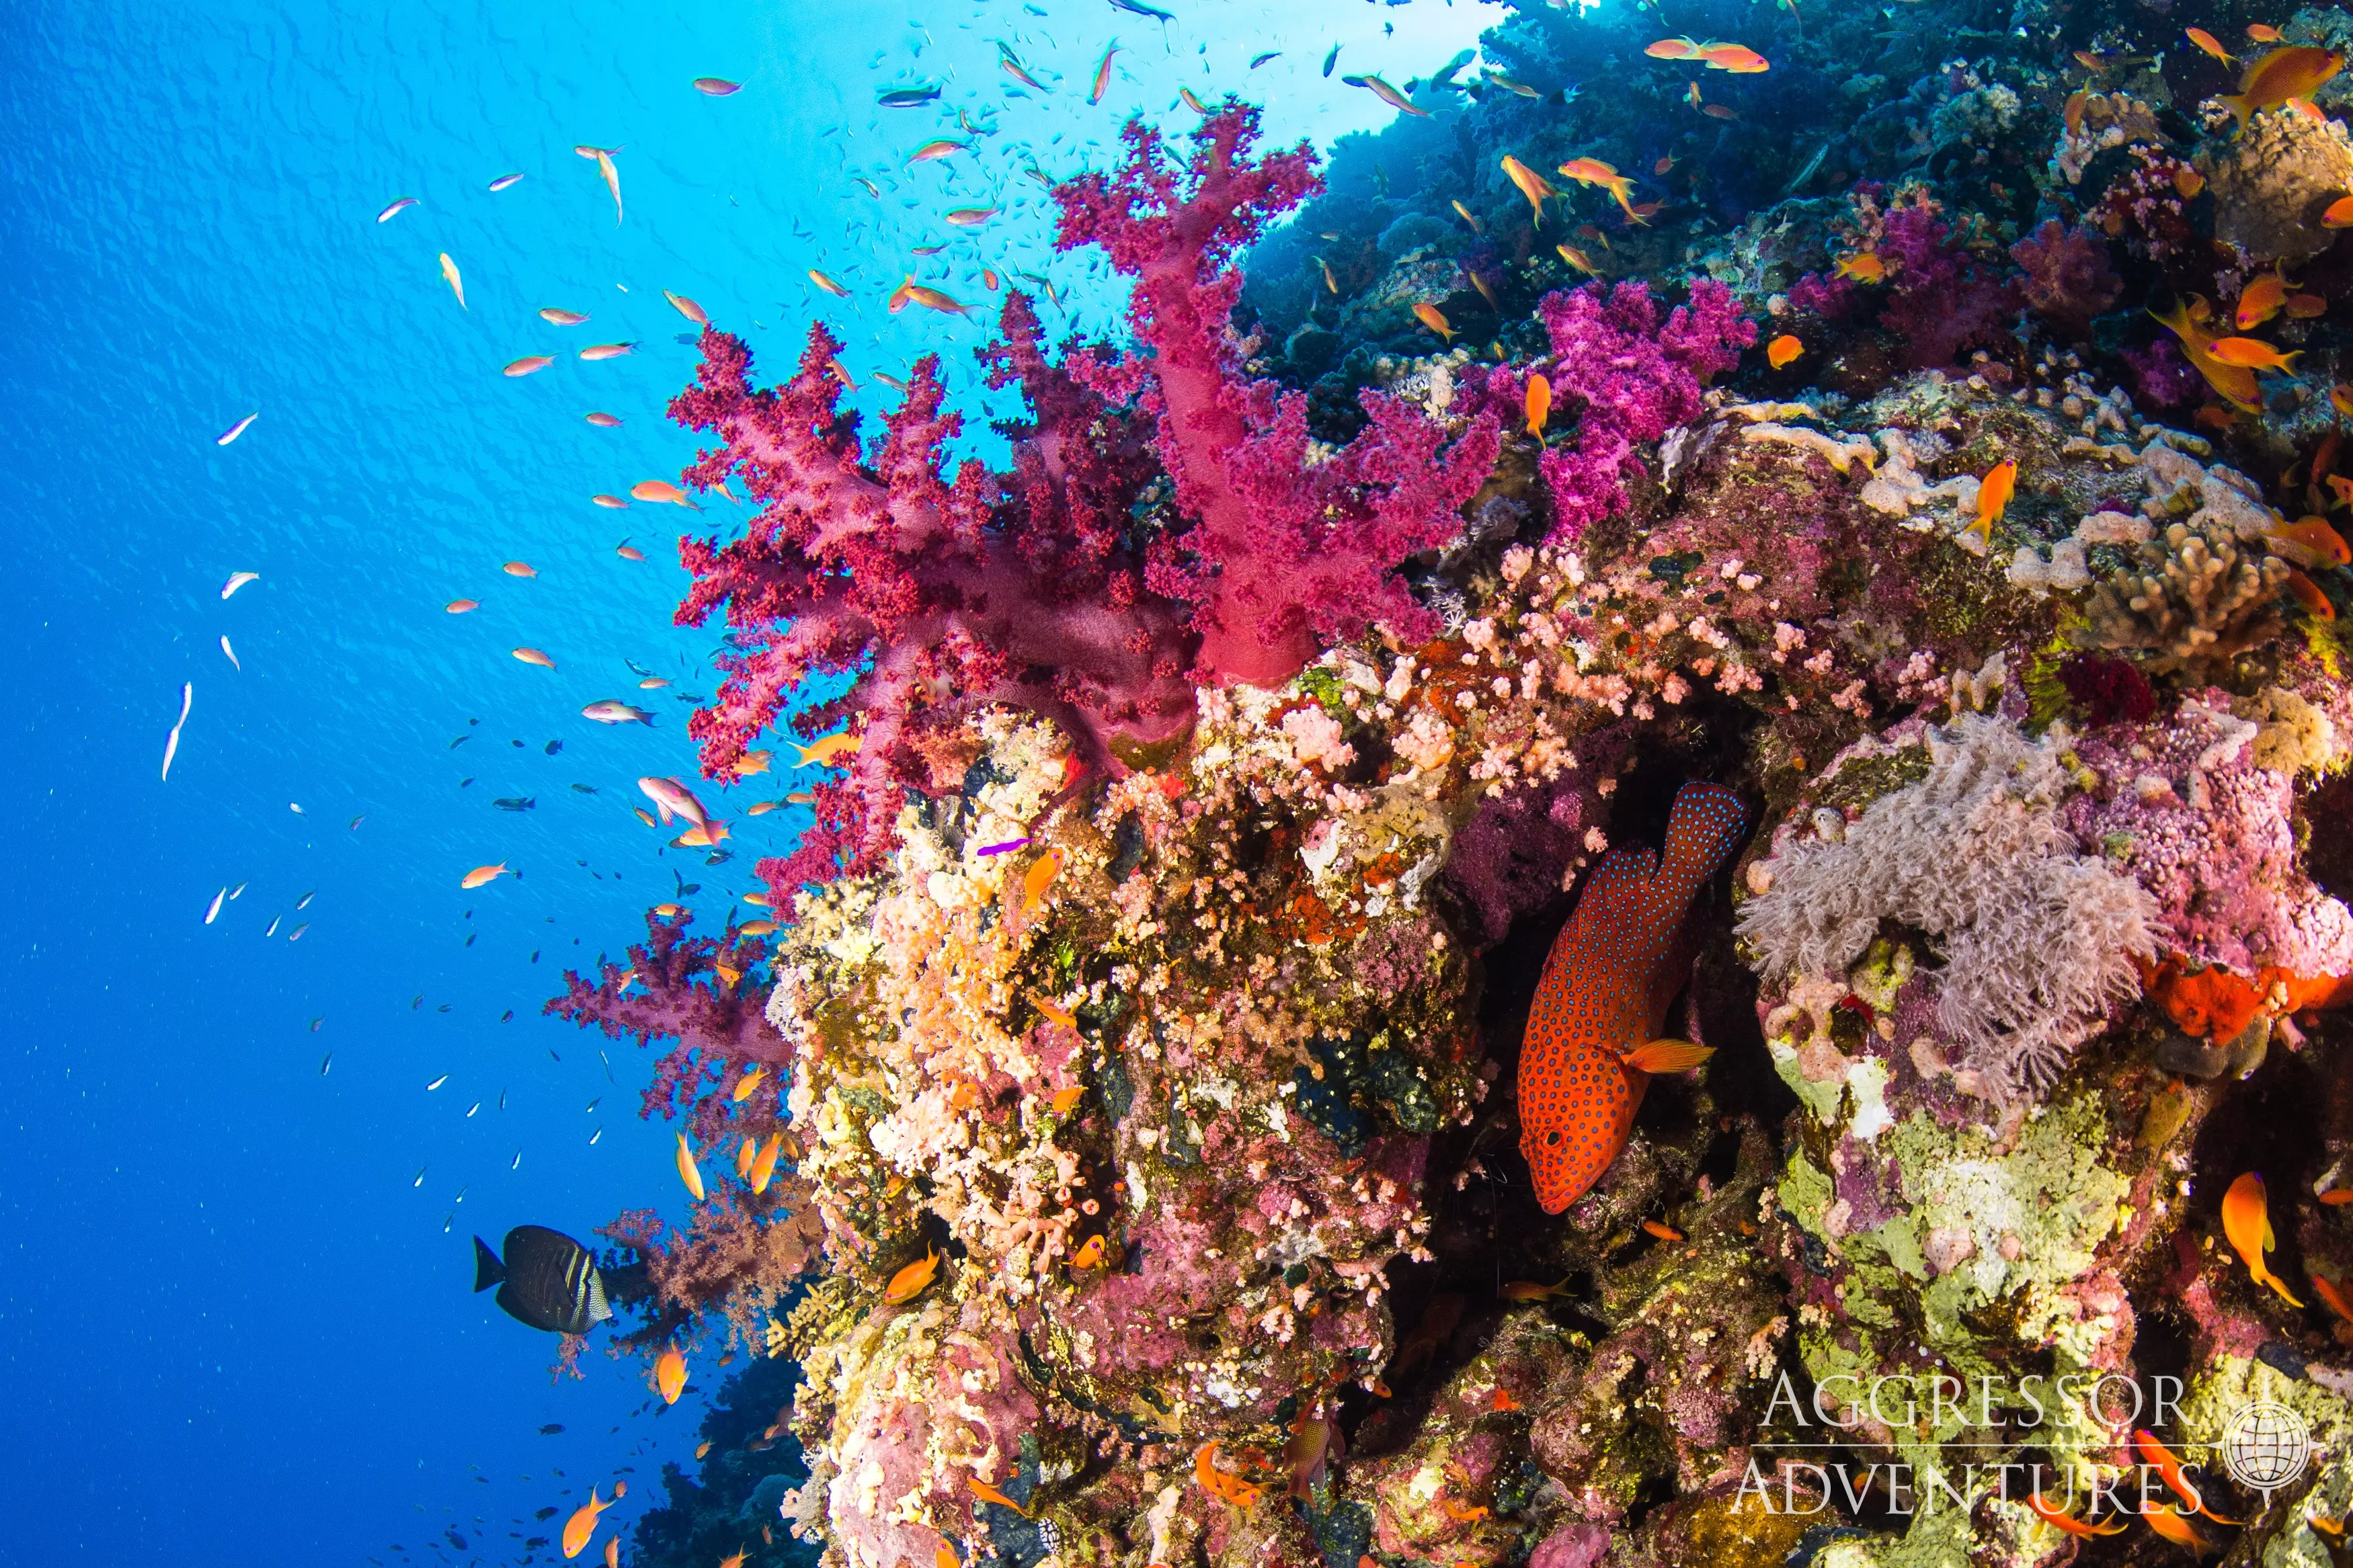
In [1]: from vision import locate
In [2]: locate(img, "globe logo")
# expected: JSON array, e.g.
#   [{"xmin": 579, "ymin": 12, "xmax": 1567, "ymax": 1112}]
[{"xmin": 2220, "ymin": 1401, "xmax": 2315, "ymax": 1501}]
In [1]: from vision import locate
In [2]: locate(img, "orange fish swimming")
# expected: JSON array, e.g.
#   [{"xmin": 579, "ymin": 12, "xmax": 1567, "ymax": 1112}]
[
  {"xmin": 1195, "ymin": 1442, "xmax": 1263, "ymax": 1508},
  {"xmin": 1766, "ymin": 333, "xmax": 1802, "ymax": 370},
  {"xmin": 2237, "ymin": 269, "xmax": 2291, "ymax": 328},
  {"xmin": 966, "ymin": 1476, "xmax": 1029, "ymax": 1516},
  {"xmin": 2224, "ymin": 46, "xmax": 2344, "ymax": 128},
  {"xmin": 1414, "ymin": 302, "xmax": 1455, "ymax": 340},
  {"xmin": 655, "ymin": 1345, "xmax": 687, "ymax": 1404},
  {"xmin": 2025, "ymin": 1491, "xmax": 2126, "ymax": 1538},
  {"xmin": 2132, "ymin": 1428, "xmax": 2241, "ymax": 1524},
  {"xmin": 1519, "ymin": 782, "xmax": 1745, "ymax": 1212},
  {"xmin": 1525, "ymin": 373, "xmax": 1552, "ymax": 436},
  {"xmin": 1962, "ymin": 460, "xmax": 2016, "ymax": 550},
  {"xmin": 1834, "ymin": 251, "xmax": 1885, "ymax": 284},
  {"xmin": 676, "ymin": 1132, "xmax": 705, "ymax": 1201},
  {"xmin": 749, "ymin": 1131, "xmax": 783, "ymax": 1195},
  {"xmin": 2186, "ymin": 27, "xmax": 2235, "ymax": 63},
  {"xmin": 561, "ymin": 1488, "xmax": 612, "ymax": 1557},
  {"xmin": 2150, "ymin": 297, "xmax": 2263, "ymax": 411},
  {"xmin": 883, "ymin": 1247, "xmax": 940, "ymax": 1304},
  {"xmin": 2223, "ymin": 1171, "xmax": 2304, "ymax": 1306}
]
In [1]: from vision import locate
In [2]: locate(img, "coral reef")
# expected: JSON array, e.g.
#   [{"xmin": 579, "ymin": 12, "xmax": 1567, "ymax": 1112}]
[{"xmin": 561, "ymin": 9, "xmax": 2353, "ymax": 1563}]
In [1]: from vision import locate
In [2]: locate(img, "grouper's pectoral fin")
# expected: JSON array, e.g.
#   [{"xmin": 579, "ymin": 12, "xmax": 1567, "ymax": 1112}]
[{"xmin": 1622, "ymin": 1038, "xmax": 1714, "ymax": 1074}]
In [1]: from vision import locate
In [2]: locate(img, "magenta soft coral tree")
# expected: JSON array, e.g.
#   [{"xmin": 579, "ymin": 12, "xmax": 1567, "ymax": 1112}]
[
  {"xmin": 1053, "ymin": 102, "xmax": 1505, "ymax": 684},
  {"xmin": 667, "ymin": 104, "xmax": 1505, "ymax": 906},
  {"xmin": 1509, "ymin": 279, "xmax": 1753, "ymax": 542},
  {"xmin": 666, "ymin": 296, "xmax": 1196, "ymax": 896}
]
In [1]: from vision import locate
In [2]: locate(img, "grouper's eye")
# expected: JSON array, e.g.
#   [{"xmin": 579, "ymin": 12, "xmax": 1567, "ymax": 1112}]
[{"xmin": 1544, "ymin": 1130, "xmax": 1562, "ymax": 1147}]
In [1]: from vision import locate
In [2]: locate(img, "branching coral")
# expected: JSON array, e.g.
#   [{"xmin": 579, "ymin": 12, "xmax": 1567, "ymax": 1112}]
[
  {"xmin": 600, "ymin": 1187, "xmax": 825, "ymax": 1354},
  {"xmin": 1053, "ymin": 104, "xmax": 1505, "ymax": 684},
  {"xmin": 2077, "ymin": 518, "xmax": 2292, "ymax": 676},
  {"xmin": 1739, "ymin": 714, "xmax": 2161, "ymax": 1096}
]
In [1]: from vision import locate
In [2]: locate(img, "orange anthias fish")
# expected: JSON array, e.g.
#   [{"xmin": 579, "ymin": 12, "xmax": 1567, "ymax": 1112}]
[
  {"xmin": 461, "ymin": 862, "xmax": 510, "ymax": 889},
  {"xmin": 1525, "ymin": 373, "xmax": 1552, "ymax": 436},
  {"xmin": 791, "ymin": 731, "xmax": 861, "ymax": 768},
  {"xmin": 604, "ymin": 1536, "xmax": 621, "ymax": 1567},
  {"xmin": 561, "ymin": 1488, "xmax": 612, "ymax": 1557},
  {"xmin": 1557, "ymin": 243, "xmax": 1603, "ymax": 277},
  {"xmin": 2312, "ymin": 1271, "xmax": 2353, "ymax": 1323},
  {"xmin": 2249, "ymin": 23, "xmax": 2286, "ymax": 42},
  {"xmin": 1558, "ymin": 157, "xmax": 1643, "ymax": 222},
  {"xmin": 2132, "ymin": 1428, "xmax": 2241, "ymax": 1524},
  {"xmin": 446, "ymin": 598, "xmax": 479, "ymax": 614},
  {"xmin": 514, "ymin": 647, "xmax": 557, "ymax": 669},
  {"xmin": 504, "ymin": 356, "xmax": 554, "ymax": 377},
  {"xmin": 1962, "ymin": 460, "xmax": 2017, "ymax": 550},
  {"xmin": 676, "ymin": 1132, "xmax": 706, "ymax": 1201},
  {"xmin": 1519, "ymin": 782, "xmax": 1746, "ymax": 1212},
  {"xmin": 2151, "ymin": 297, "xmax": 2263, "ymax": 411},
  {"xmin": 2325, "ymin": 197, "xmax": 2353, "ymax": 229},
  {"xmin": 631, "ymin": 479, "xmax": 696, "ymax": 507},
  {"xmin": 1500, "ymin": 155, "xmax": 1557, "ymax": 222},
  {"xmin": 1413, "ymin": 303, "xmax": 1454, "ymax": 340},
  {"xmin": 1499, "ymin": 1276, "xmax": 1573, "ymax": 1302},
  {"xmin": 2186, "ymin": 27, "xmax": 2235, "ymax": 63},
  {"xmin": 1069, "ymin": 1234, "xmax": 1107, "ymax": 1270},
  {"xmin": 883, "ymin": 1247, "xmax": 940, "ymax": 1305},
  {"xmin": 1642, "ymin": 1220, "xmax": 1685, "ymax": 1241},
  {"xmin": 2264, "ymin": 517, "xmax": 2352, "ymax": 569},
  {"xmin": 1767, "ymin": 333, "xmax": 1802, "ymax": 370},
  {"xmin": 967, "ymin": 1475, "xmax": 1029, "ymax": 1516},
  {"xmin": 1018, "ymin": 847, "xmax": 1068, "ymax": 918},
  {"xmin": 1834, "ymin": 251, "xmax": 1886, "ymax": 283},
  {"xmin": 2224, "ymin": 46, "xmax": 2345, "ymax": 128},
  {"xmin": 655, "ymin": 1345, "xmax": 687, "ymax": 1404},
  {"xmin": 504, "ymin": 560, "xmax": 537, "ymax": 577},
  {"xmin": 1698, "ymin": 42, "xmax": 1769, "ymax": 73},
  {"xmin": 2237, "ymin": 269, "xmax": 2291, "ymax": 327},
  {"xmin": 2223, "ymin": 1171, "xmax": 2305, "ymax": 1306},
  {"xmin": 2025, "ymin": 1491, "xmax": 2127, "ymax": 1538},
  {"xmin": 2208, "ymin": 336, "xmax": 2301, "ymax": 372},
  {"xmin": 749, "ymin": 1131, "xmax": 783, "ymax": 1195},
  {"xmin": 731, "ymin": 1067, "xmax": 766, "ymax": 1102},
  {"xmin": 1195, "ymin": 1442, "xmax": 1263, "ymax": 1508}
]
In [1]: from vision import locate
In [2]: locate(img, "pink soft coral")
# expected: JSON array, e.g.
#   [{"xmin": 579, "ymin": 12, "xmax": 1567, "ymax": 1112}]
[
  {"xmin": 665, "ymin": 296, "xmax": 1196, "ymax": 895},
  {"xmin": 545, "ymin": 910, "xmax": 783, "ymax": 1141},
  {"xmin": 1515, "ymin": 280, "xmax": 1753, "ymax": 542},
  {"xmin": 1054, "ymin": 102, "xmax": 1504, "ymax": 683}
]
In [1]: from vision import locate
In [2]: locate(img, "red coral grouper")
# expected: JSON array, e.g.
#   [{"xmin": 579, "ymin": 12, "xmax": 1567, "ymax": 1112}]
[{"xmin": 1520, "ymin": 782, "xmax": 1747, "ymax": 1212}]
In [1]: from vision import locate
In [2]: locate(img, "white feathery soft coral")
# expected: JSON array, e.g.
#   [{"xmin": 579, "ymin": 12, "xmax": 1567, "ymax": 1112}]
[{"xmin": 1737, "ymin": 712, "xmax": 2161, "ymax": 1098}]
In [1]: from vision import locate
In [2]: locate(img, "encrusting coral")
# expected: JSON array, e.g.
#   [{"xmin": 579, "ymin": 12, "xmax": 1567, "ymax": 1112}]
[{"xmin": 545, "ymin": 13, "xmax": 2353, "ymax": 1563}]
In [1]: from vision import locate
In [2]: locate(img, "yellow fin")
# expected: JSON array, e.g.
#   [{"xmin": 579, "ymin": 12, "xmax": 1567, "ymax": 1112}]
[{"xmin": 1624, "ymin": 1038, "xmax": 1716, "ymax": 1073}]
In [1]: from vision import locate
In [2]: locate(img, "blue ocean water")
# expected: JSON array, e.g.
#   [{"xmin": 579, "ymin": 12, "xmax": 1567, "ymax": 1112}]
[{"xmin": 0, "ymin": 2, "xmax": 1488, "ymax": 1561}]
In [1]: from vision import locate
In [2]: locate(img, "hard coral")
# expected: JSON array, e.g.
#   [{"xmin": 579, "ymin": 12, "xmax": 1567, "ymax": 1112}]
[
  {"xmin": 2077, "ymin": 517, "xmax": 2292, "ymax": 676},
  {"xmin": 667, "ymin": 302, "xmax": 1197, "ymax": 900},
  {"xmin": 1529, "ymin": 280, "xmax": 1755, "ymax": 542},
  {"xmin": 1053, "ymin": 104, "xmax": 1504, "ymax": 685}
]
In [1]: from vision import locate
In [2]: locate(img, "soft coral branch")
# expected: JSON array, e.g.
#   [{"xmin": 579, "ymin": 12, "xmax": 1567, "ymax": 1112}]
[
  {"xmin": 545, "ymin": 910, "xmax": 783, "ymax": 1137},
  {"xmin": 666, "ymin": 297, "xmax": 1197, "ymax": 901},
  {"xmin": 1055, "ymin": 103, "xmax": 1504, "ymax": 684}
]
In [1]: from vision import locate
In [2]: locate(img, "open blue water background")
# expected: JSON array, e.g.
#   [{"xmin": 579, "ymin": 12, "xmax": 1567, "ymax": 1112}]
[{"xmin": 0, "ymin": 1, "xmax": 1490, "ymax": 1561}]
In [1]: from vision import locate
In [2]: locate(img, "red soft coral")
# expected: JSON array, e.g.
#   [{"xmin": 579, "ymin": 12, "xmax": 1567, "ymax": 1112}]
[{"xmin": 1055, "ymin": 103, "xmax": 1504, "ymax": 684}]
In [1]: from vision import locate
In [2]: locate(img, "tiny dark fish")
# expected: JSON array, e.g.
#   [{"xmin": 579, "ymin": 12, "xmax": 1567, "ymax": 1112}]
[
  {"xmin": 543, "ymin": 739, "xmax": 562, "ymax": 755},
  {"xmin": 538, "ymin": 1423, "xmax": 565, "ymax": 1435},
  {"xmin": 534, "ymin": 1508, "xmax": 559, "ymax": 1522},
  {"xmin": 571, "ymin": 783, "xmax": 598, "ymax": 794},
  {"xmin": 450, "ymin": 735, "xmax": 469, "ymax": 748},
  {"xmin": 309, "ymin": 1017, "xmax": 324, "ymax": 1032},
  {"xmin": 319, "ymin": 1053, "xmax": 331, "ymax": 1075},
  {"xmin": 877, "ymin": 84, "xmax": 942, "ymax": 106},
  {"xmin": 438, "ymin": 1003, "xmax": 452, "ymax": 1012},
  {"xmin": 1249, "ymin": 50, "xmax": 1280, "ymax": 67},
  {"xmin": 473, "ymin": 1226, "xmax": 614, "ymax": 1335},
  {"xmin": 412, "ymin": 994, "xmax": 422, "ymax": 1009},
  {"xmin": 464, "ymin": 934, "xmax": 477, "ymax": 947},
  {"xmin": 1107, "ymin": 0, "xmax": 1172, "ymax": 17},
  {"xmin": 1322, "ymin": 42, "xmax": 1340, "ymax": 77},
  {"xmin": 493, "ymin": 797, "xmax": 536, "ymax": 812}
]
